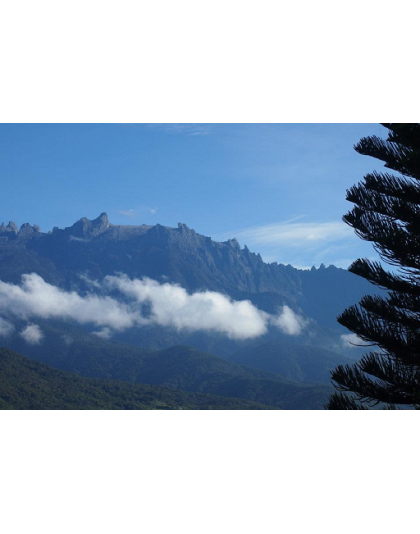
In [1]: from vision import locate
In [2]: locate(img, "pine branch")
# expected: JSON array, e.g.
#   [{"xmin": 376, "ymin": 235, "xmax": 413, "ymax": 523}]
[
  {"xmin": 381, "ymin": 123, "xmax": 420, "ymax": 151},
  {"xmin": 338, "ymin": 306, "xmax": 420, "ymax": 367},
  {"xmin": 331, "ymin": 362, "xmax": 417, "ymax": 405},
  {"xmin": 364, "ymin": 171, "xmax": 420, "ymax": 203},
  {"xmin": 355, "ymin": 135, "xmax": 420, "ymax": 179},
  {"xmin": 329, "ymin": 124, "xmax": 420, "ymax": 410},
  {"xmin": 349, "ymin": 259, "xmax": 420, "ymax": 295},
  {"xmin": 359, "ymin": 294, "xmax": 420, "ymax": 330}
]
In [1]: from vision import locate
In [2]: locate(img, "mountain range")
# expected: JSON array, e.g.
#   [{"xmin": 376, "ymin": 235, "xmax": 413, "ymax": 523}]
[{"xmin": 0, "ymin": 213, "xmax": 378, "ymax": 409}]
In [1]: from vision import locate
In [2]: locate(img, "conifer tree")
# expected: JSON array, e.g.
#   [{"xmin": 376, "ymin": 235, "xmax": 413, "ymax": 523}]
[{"xmin": 327, "ymin": 123, "xmax": 420, "ymax": 409}]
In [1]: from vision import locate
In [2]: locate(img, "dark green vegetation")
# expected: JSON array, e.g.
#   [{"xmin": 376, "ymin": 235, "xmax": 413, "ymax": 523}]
[
  {"xmin": 227, "ymin": 339, "xmax": 352, "ymax": 383},
  {"xmin": 4, "ymin": 323, "xmax": 331, "ymax": 409},
  {"xmin": 0, "ymin": 348, "xmax": 273, "ymax": 410},
  {"xmin": 328, "ymin": 124, "xmax": 420, "ymax": 410}
]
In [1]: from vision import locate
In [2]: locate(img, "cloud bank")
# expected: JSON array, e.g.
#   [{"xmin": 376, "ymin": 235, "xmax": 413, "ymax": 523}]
[
  {"xmin": 0, "ymin": 274, "xmax": 141, "ymax": 332},
  {"xmin": 0, "ymin": 273, "xmax": 307, "ymax": 341}
]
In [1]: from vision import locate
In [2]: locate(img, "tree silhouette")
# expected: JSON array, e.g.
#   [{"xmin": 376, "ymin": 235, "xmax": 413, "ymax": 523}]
[{"xmin": 327, "ymin": 124, "xmax": 420, "ymax": 410}]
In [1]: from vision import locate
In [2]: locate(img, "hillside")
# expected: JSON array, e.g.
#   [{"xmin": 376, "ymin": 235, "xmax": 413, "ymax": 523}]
[
  {"xmin": 3, "ymin": 322, "xmax": 332, "ymax": 409},
  {"xmin": 227, "ymin": 339, "xmax": 353, "ymax": 383},
  {"xmin": 0, "ymin": 348, "xmax": 272, "ymax": 410}
]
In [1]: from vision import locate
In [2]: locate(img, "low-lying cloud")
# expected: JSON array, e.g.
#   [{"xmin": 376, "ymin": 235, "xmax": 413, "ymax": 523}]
[
  {"xmin": 0, "ymin": 274, "xmax": 141, "ymax": 332},
  {"xmin": 20, "ymin": 323, "xmax": 44, "ymax": 345},
  {"xmin": 0, "ymin": 273, "xmax": 308, "ymax": 341},
  {"xmin": 271, "ymin": 305, "xmax": 308, "ymax": 335},
  {"xmin": 105, "ymin": 275, "xmax": 268, "ymax": 339}
]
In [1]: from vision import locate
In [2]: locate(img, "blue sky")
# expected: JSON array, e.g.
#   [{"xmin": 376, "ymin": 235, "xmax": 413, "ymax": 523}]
[{"xmin": 0, "ymin": 123, "xmax": 387, "ymax": 269}]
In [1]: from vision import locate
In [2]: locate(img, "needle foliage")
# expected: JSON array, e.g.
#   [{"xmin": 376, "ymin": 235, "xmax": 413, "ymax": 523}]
[{"xmin": 327, "ymin": 124, "xmax": 420, "ymax": 409}]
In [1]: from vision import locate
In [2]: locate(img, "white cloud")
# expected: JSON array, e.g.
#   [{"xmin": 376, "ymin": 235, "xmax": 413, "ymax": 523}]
[
  {"xmin": 0, "ymin": 317, "xmax": 14, "ymax": 337},
  {"xmin": 233, "ymin": 221, "xmax": 352, "ymax": 248},
  {"xmin": 341, "ymin": 333, "xmax": 369, "ymax": 349},
  {"xmin": 0, "ymin": 273, "xmax": 141, "ymax": 332},
  {"xmin": 270, "ymin": 305, "xmax": 308, "ymax": 336},
  {"xmin": 105, "ymin": 275, "xmax": 269, "ymax": 340},
  {"xmin": 215, "ymin": 218, "xmax": 368, "ymax": 269},
  {"xmin": 0, "ymin": 274, "xmax": 308, "ymax": 341},
  {"xmin": 93, "ymin": 327, "xmax": 113, "ymax": 339},
  {"xmin": 20, "ymin": 324, "xmax": 43, "ymax": 345}
]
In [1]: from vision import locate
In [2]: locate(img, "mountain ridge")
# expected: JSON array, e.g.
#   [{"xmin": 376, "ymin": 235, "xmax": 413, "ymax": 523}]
[{"xmin": 0, "ymin": 212, "xmax": 366, "ymax": 297}]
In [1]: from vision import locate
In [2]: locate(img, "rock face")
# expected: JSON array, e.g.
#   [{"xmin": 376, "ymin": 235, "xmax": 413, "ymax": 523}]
[
  {"xmin": 18, "ymin": 223, "xmax": 41, "ymax": 239},
  {"xmin": 0, "ymin": 221, "xmax": 19, "ymax": 237},
  {"xmin": 0, "ymin": 222, "xmax": 41, "ymax": 240},
  {"xmin": 15, "ymin": 213, "xmax": 299, "ymax": 297},
  {"xmin": 53, "ymin": 212, "xmax": 110, "ymax": 239}
]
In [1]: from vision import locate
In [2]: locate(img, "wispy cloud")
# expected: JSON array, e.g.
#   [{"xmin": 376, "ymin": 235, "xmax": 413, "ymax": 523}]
[
  {"xmin": 216, "ymin": 218, "xmax": 364, "ymax": 268},
  {"xmin": 231, "ymin": 220, "xmax": 352, "ymax": 248},
  {"xmin": 0, "ymin": 274, "xmax": 308, "ymax": 341}
]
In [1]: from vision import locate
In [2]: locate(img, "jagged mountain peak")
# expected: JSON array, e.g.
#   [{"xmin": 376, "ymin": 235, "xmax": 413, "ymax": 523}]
[
  {"xmin": 0, "ymin": 221, "xmax": 18, "ymax": 234},
  {"xmin": 80, "ymin": 212, "xmax": 109, "ymax": 225},
  {"xmin": 58, "ymin": 212, "xmax": 110, "ymax": 238},
  {"xmin": 0, "ymin": 221, "xmax": 41, "ymax": 239}
]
